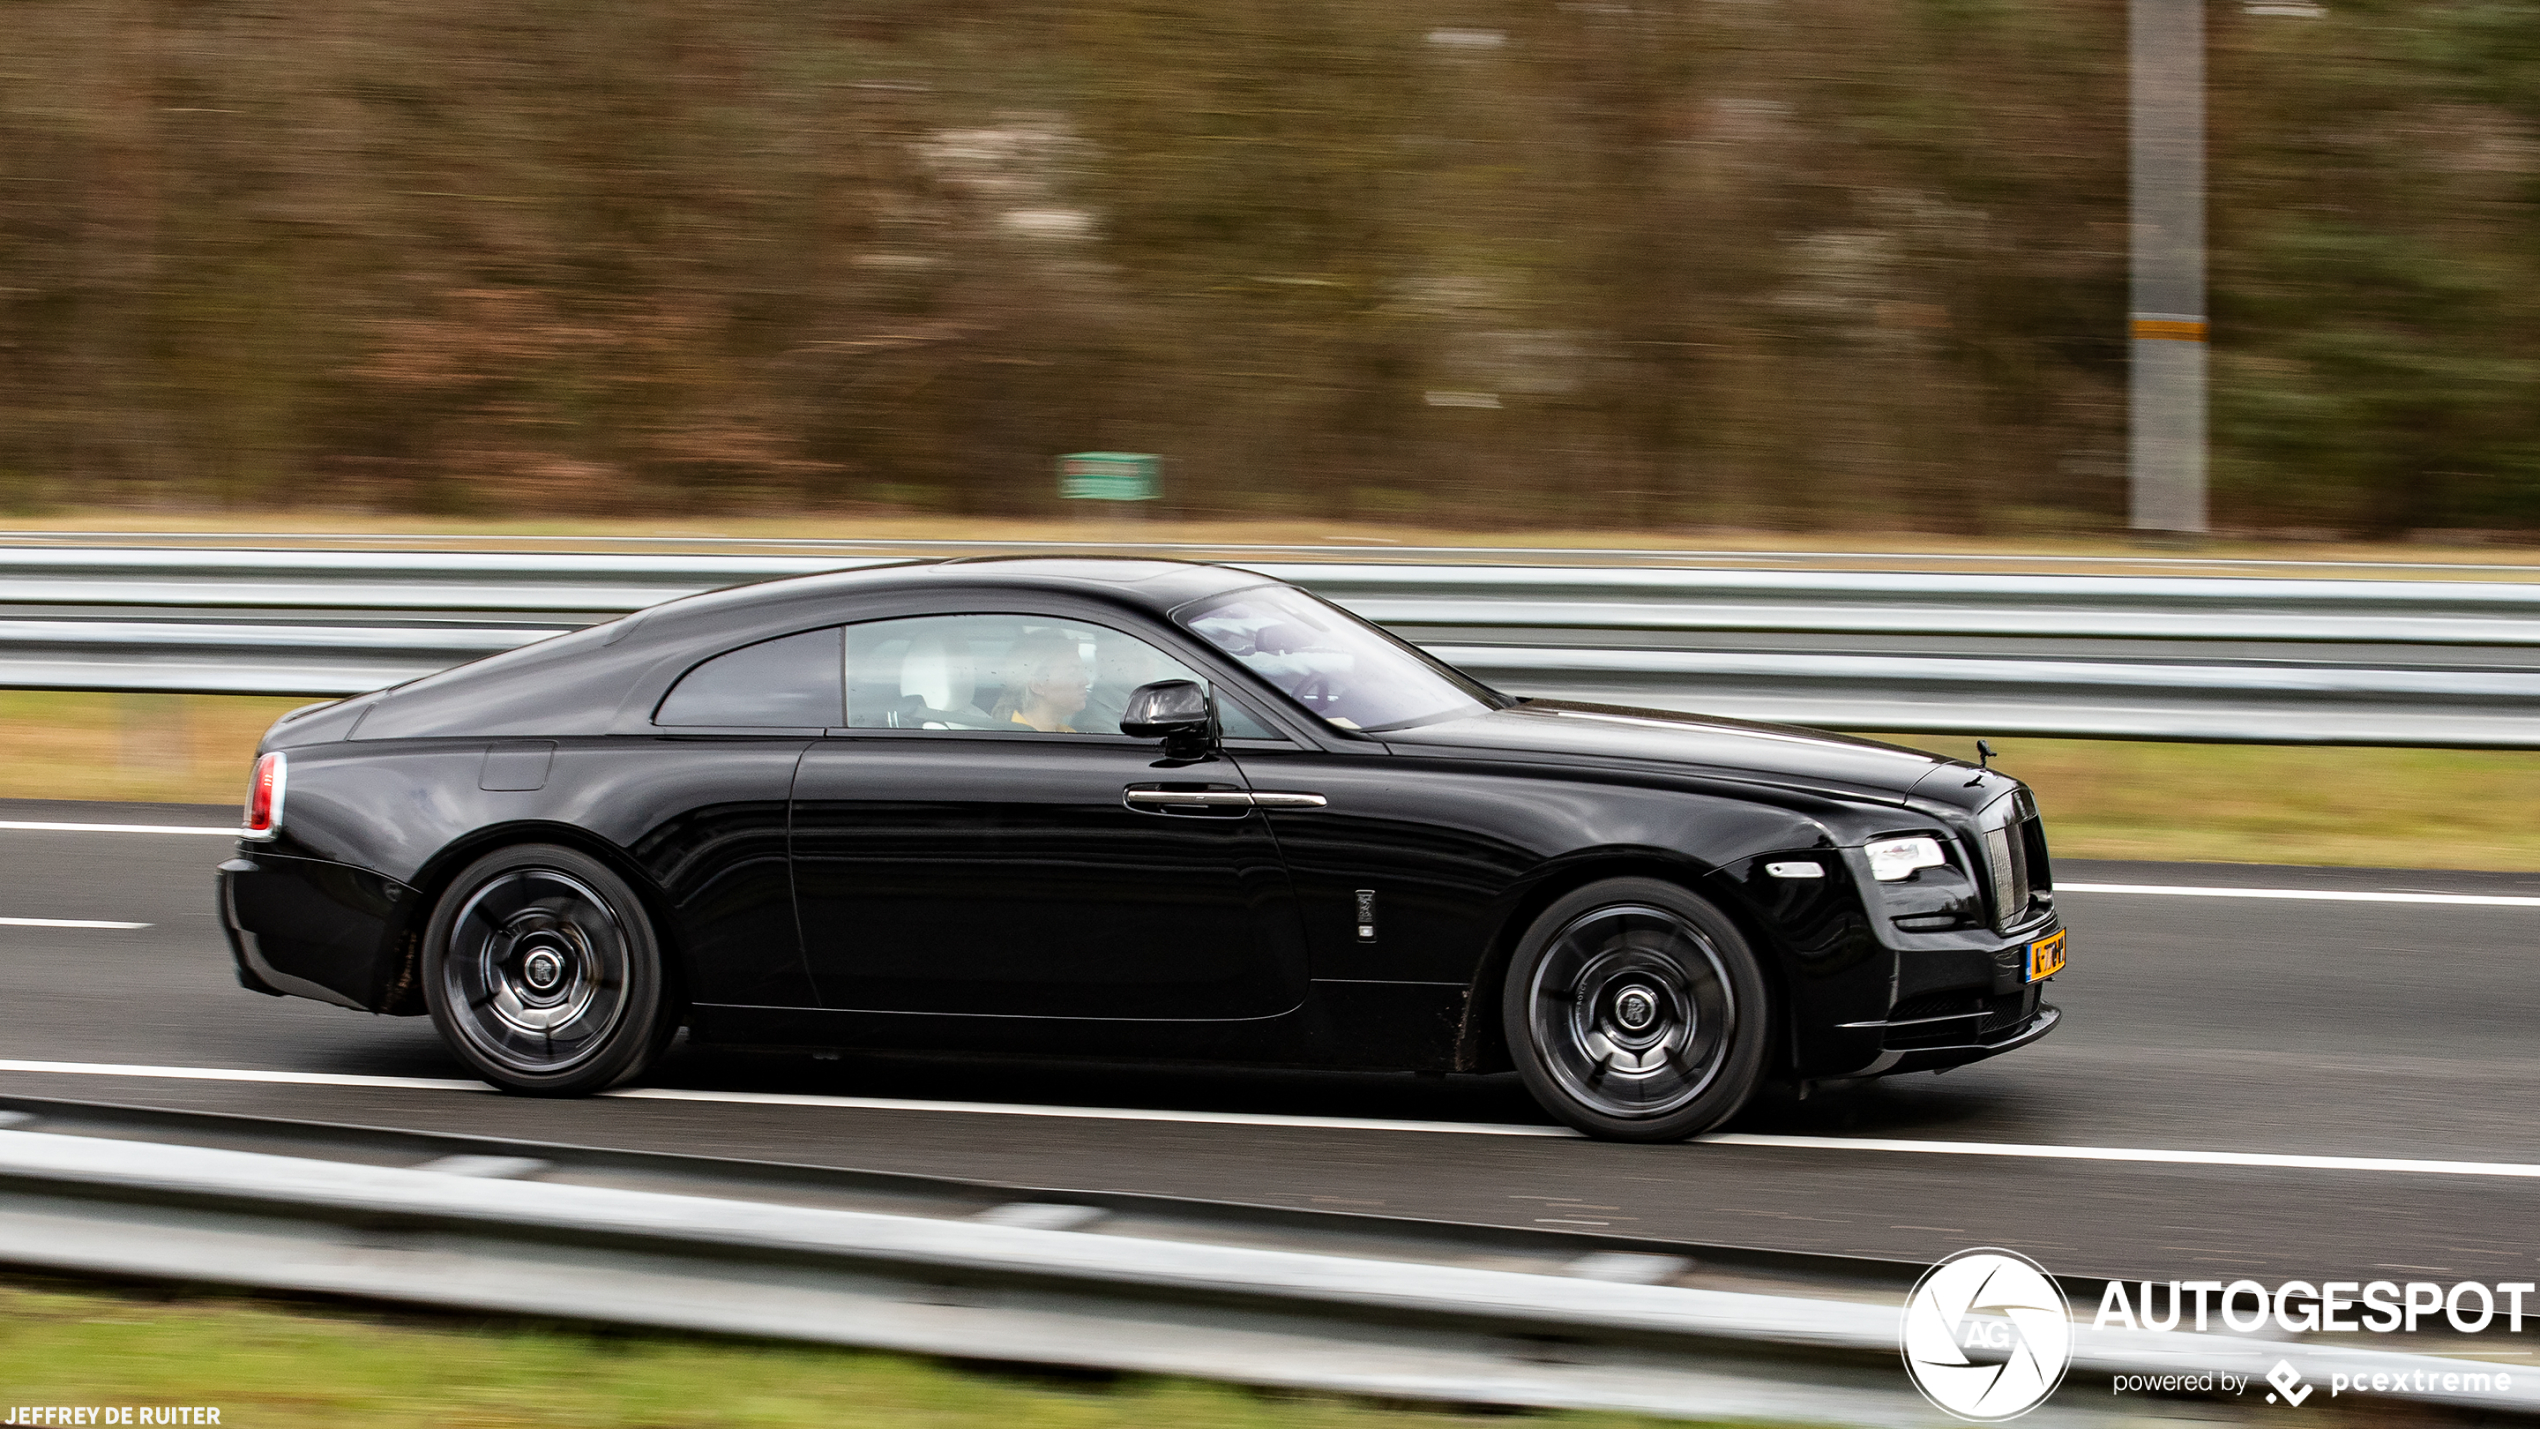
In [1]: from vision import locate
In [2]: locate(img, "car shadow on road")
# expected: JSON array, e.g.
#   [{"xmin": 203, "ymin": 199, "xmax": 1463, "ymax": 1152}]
[
  {"xmin": 652, "ymin": 1038, "xmax": 2030, "ymax": 1142},
  {"xmin": 1724, "ymin": 1073, "xmax": 2027, "ymax": 1139},
  {"xmin": 276, "ymin": 1025, "xmax": 2035, "ymax": 1142}
]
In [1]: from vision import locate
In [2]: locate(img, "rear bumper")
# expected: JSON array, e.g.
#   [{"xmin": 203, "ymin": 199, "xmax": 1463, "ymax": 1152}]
[{"xmin": 218, "ymin": 851, "xmax": 419, "ymax": 1012}]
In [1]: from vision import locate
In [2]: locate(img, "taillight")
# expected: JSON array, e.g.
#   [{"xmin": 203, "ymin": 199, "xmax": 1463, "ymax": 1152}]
[{"xmin": 244, "ymin": 752, "xmax": 287, "ymax": 839}]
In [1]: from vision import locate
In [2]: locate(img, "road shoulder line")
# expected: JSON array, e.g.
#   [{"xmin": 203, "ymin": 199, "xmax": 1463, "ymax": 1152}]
[
  {"xmin": 5, "ymin": 1058, "xmax": 2540, "ymax": 1178},
  {"xmin": 2059, "ymin": 881, "xmax": 2540, "ymax": 906},
  {"xmin": 0, "ymin": 820, "xmax": 240, "ymax": 837}
]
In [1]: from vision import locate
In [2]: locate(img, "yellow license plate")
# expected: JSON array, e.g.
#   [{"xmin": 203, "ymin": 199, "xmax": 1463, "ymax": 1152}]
[{"xmin": 2026, "ymin": 929, "xmax": 2067, "ymax": 983}]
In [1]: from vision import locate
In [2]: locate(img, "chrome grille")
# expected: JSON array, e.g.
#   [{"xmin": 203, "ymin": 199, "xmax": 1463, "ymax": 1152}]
[{"xmin": 1979, "ymin": 789, "xmax": 2042, "ymax": 932}]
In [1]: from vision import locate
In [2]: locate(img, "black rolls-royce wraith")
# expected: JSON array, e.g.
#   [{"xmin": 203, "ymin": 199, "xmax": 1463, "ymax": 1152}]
[{"xmin": 218, "ymin": 556, "xmax": 2063, "ymax": 1141}]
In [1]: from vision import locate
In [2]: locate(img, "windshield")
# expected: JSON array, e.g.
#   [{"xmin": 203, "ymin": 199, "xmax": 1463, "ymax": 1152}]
[{"xmin": 1177, "ymin": 585, "xmax": 1497, "ymax": 732}]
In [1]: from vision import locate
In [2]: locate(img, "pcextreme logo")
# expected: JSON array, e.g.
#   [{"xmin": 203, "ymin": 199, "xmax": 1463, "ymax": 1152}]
[
  {"xmin": 1901, "ymin": 1248, "xmax": 2075, "ymax": 1422},
  {"xmin": 2267, "ymin": 1359, "xmax": 2315, "ymax": 1406}
]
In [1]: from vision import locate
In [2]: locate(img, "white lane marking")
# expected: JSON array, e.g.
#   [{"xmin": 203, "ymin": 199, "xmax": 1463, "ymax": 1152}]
[
  {"xmin": 0, "ymin": 1060, "xmax": 483, "ymax": 1092},
  {"xmin": 0, "ymin": 1058, "xmax": 1568, "ymax": 1135},
  {"xmin": 5, "ymin": 1057, "xmax": 2540, "ymax": 1178},
  {"xmin": 0, "ymin": 820, "xmax": 240, "ymax": 837},
  {"xmin": 6, "ymin": 818, "xmax": 2532, "ymax": 911},
  {"xmin": 8, "ymin": 820, "xmax": 2533, "ymax": 910},
  {"xmin": 1703, "ymin": 1133, "xmax": 2540, "ymax": 1179},
  {"xmin": 0, "ymin": 917, "xmax": 150, "ymax": 930},
  {"xmin": 603, "ymin": 1083, "xmax": 1573, "ymax": 1136},
  {"xmin": 2061, "ymin": 881, "xmax": 2540, "ymax": 908}
]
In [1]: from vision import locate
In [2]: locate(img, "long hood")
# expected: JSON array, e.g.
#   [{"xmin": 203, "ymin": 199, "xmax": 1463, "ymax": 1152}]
[{"xmin": 1379, "ymin": 699, "xmax": 2013, "ymax": 811}]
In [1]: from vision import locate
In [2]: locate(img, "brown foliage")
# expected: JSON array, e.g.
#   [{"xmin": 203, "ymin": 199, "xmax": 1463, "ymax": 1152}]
[{"xmin": 0, "ymin": 0, "xmax": 2532, "ymax": 533}]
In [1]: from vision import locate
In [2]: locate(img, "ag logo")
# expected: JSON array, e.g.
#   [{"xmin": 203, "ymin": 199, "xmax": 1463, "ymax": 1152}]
[{"xmin": 1901, "ymin": 1247, "xmax": 2073, "ymax": 1421}]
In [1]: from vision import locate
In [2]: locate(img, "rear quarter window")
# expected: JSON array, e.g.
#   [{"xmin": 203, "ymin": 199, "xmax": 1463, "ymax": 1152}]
[{"xmin": 655, "ymin": 627, "xmax": 843, "ymax": 727}]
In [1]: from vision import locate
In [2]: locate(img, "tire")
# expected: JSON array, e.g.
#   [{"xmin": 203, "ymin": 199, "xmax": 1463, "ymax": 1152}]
[
  {"xmin": 422, "ymin": 843, "xmax": 676, "ymax": 1096},
  {"xmin": 1502, "ymin": 878, "xmax": 1770, "ymax": 1142}
]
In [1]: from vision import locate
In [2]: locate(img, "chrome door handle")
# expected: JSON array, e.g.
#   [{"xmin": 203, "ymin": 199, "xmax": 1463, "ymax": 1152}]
[
  {"xmin": 1120, "ymin": 788, "xmax": 1329, "ymax": 811},
  {"xmin": 1122, "ymin": 789, "xmax": 1256, "ymax": 807}
]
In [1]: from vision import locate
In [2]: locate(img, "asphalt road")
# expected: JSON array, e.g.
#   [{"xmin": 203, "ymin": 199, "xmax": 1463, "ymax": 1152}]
[{"xmin": 5, "ymin": 797, "xmax": 2538, "ymax": 1293}]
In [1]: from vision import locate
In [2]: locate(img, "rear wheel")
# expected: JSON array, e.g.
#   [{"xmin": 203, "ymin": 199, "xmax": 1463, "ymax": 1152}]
[
  {"xmin": 1502, "ymin": 878, "xmax": 1769, "ymax": 1142},
  {"xmin": 423, "ymin": 844, "xmax": 675, "ymax": 1096}
]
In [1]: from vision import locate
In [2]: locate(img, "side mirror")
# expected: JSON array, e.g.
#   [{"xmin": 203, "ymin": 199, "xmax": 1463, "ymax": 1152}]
[{"xmin": 1120, "ymin": 679, "xmax": 1218, "ymax": 759}]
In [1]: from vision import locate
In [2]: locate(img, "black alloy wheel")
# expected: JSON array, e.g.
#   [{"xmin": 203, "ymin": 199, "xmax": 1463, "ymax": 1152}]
[
  {"xmin": 1502, "ymin": 877, "xmax": 1770, "ymax": 1142},
  {"xmin": 422, "ymin": 843, "xmax": 677, "ymax": 1096}
]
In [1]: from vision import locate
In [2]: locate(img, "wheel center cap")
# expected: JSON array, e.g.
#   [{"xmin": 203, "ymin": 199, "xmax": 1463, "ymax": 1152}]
[
  {"xmin": 1614, "ymin": 985, "xmax": 1659, "ymax": 1032},
  {"xmin": 521, "ymin": 947, "xmax": 566, "ymax": 992}
]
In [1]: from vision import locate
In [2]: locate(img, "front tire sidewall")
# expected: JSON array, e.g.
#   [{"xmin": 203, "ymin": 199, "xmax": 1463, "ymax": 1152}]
[
  {"xmin": 423, "ymin": 843, "xmax": 672, "ymax": 1096},
  {"xmin": 1503, "ymin": 878, "xmax": 1770, "ymax": 1142}
]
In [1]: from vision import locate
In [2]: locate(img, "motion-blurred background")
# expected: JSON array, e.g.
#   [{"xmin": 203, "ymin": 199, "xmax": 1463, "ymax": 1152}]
[
  {"xmin": 4, "ymin": 1, "xmax": 2534, "ymax": 536},
  {"xmin": 11, "ymin": 10, "xmax": 2540, "ymax": 1427}
]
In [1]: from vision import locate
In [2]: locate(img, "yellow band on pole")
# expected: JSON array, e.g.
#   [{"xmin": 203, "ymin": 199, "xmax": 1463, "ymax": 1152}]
[{"xmin": 2131, "ymin": 318, "xmax": 2208, "ymax": 341}]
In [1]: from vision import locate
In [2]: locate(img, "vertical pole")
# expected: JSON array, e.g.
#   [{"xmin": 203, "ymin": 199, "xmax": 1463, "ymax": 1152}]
[{"xmin": 2129, "ymin": 0, "xmax": 2208, "ymax": 537}]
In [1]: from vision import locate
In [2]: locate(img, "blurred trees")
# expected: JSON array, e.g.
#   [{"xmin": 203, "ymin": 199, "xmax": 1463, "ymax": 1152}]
[
  {"xmin": 0, "ymin": 0, "xmax": 2532, "ymax": 535},
  {"xmin": 2213, "ymin": 0, "xmax": 2540, "ymax": 534}
]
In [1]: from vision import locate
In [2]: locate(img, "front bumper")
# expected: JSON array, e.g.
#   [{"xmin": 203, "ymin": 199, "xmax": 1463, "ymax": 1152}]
[
  {"xmin": 1834, "ymin": 910, "xmax": 2066, "ymax": 1077},
  {"xmin": 1868, "ymin": 998, "xmax": 2060, "ymax": 1075}
]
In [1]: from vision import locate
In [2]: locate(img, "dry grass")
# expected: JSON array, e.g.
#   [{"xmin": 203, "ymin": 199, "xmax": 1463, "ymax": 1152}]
[
  {"xmin": 0, "ymin": 691, "xmax": 310, "ymax": 806},
  {"xmin": 1874, "ymin": 734, "xmax": 2540, "ymax": 870},
  {"xmin": 0, "ymin": 1277, "xmax": 1694, "ymax": 1429}
]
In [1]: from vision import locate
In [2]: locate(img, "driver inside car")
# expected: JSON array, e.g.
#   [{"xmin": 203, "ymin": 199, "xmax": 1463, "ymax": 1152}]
[
  {"xmin": 990, "ymin": 630, "xmax": 1092, "ymax": 733},
  {"xmin": 1080, "ymin": 630, "xmax": 1184, "ymax": 735}
]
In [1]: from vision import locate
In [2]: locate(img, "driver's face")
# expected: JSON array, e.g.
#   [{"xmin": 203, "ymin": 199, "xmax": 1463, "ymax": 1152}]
[{"xmin": 1032, "ymin": 653, "xmax": 1090, "ymax": 714}]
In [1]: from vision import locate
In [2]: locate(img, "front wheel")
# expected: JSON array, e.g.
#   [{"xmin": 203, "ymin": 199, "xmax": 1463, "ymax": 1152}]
[
  {"xmin": 1502, "ymin": 878, "xmax": 1770, "ymax": 1142},
  {"xmin": 422, "ymin": 844, "xmax": 676, "ymax": 1096}
]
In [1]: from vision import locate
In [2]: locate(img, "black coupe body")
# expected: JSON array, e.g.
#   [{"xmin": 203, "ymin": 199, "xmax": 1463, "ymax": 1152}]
[{"xmin": 218, "ymin": 557, "xmax": 2063, "ymax": 1140}]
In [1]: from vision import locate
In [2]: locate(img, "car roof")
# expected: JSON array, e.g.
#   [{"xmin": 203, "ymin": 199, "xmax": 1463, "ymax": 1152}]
[
  {"xmin": 341, "ymin": 556, "xmax": 1288, "ymax": 743},
  {"xmin": 623, "ymin": 555, "xmax": 1274, "ymax": 647}
]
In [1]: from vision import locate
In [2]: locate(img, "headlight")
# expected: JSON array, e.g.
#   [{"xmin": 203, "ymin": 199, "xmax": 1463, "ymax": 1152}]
[{"xmin": 1865, "ymin": 835, "xmax": 1946, "ymax": 881}]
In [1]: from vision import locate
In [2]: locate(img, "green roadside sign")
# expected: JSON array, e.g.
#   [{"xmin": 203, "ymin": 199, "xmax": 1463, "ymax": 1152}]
[{"xmin": 1058, "ymin": 452, "xmax": 1159, "ymax": 502}]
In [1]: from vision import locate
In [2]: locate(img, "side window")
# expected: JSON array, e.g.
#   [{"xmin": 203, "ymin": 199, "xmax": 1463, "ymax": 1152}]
[
  {"xmin": 843, "ymin": 613, "xmax": 1277, "ymax": 739},
  {"xmin": 655, "ymin": 628, "xmax": 843, "ymax": 727}
]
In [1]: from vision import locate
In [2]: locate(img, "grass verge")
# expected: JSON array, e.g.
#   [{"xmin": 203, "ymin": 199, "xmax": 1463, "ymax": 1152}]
[
  {"xmin": 0, "ymin": 691, "xmax": 308, "ymax": 806},
  {"xmin": 1, "ymin": 694, "xmax": 2532, "ymax": 871},
  {"xmin": 1869, "ymin": 734, "xmax": 2540, "ymax": 870},
  {"xmin": 0, "ymin": 1277, "xmax": 1696, "ymax": 1429}
]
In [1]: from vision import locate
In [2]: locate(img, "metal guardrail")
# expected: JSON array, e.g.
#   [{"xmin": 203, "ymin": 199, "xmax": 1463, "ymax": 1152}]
[
  {"xmin": 3, "ymin": 1107, "xmax": 2534, "ymax": 1425},
  {"xmin": 2, "ymin": 543, "xmax": 2538, "ymax": 744},
  {"xmin": 18, "ymin": 528, "xmax": 2540, "ymax": 577}
]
